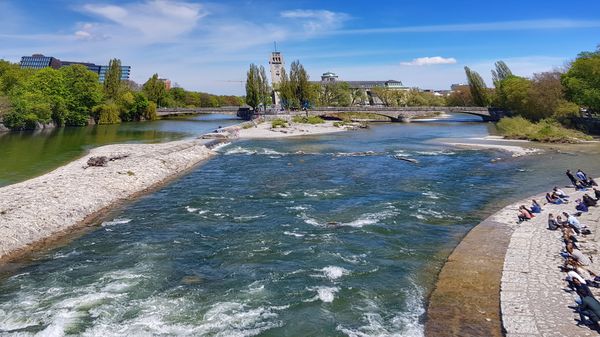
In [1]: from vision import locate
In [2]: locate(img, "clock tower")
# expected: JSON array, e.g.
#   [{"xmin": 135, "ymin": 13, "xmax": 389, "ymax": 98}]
[{"xmin": 269, "ymin": 50, "xmax": 284, "ymax": 107}]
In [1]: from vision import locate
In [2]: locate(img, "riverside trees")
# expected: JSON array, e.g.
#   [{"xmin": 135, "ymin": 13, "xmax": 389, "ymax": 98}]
[{"xmin": 0, "ymin": 59, "xmax": 243, "ymax": 130}]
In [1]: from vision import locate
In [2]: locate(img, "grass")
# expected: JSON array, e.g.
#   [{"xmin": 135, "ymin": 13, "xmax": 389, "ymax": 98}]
[
  {"xmin": 271, "ymin": 118, "xmax": 288, "ymax": 128},
  {"xmin": 333, "ymin": 112, "xmax": 391, "ymax": 122},
  {"xmin": 292, "ymin": 115, "xmax": 325, "ymax": 124},
  {"xmin": 496, "ymin": 116, "xmax": 593, "ymax": 143}
]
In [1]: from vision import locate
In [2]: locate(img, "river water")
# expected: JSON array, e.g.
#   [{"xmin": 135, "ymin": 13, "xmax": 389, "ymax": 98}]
[
  {"xmin": 0, "ymin": 114, "xmax": 239, "ymax": 187},
  {"xmin": 0, "ymin": 114, "xmax": 599, "ymax": 336}
]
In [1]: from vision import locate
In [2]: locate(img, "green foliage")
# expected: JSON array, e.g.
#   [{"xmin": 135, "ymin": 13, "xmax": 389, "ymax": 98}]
[
  {"xmin": 245, "ymin": 64, "xmax": 260, "ymax": 110},
  {"xmin": 317, "ymin": 82, "xmax": 351, "ymax": 107},
  {"xmin": 334, "ymin": 112, "xmax": 391, "ymax": 121},
  {"xmin": 464, "ymin": 66, "xmax": 489, "ymax": 107},
  {"xmin": 94, "ymin": 103, "xmax": 121, "ymax": 125},
  {"xmin": 553, "ymin": 100, "xmax": 581, "ymax": 126},
  {"xmin": 104, "ymin": 58, "xmax": 122, "ymax": 100},
  {"xmin": 496, "ymin": 116, "xmax": 591, "ymax": 142},
  {"xmin": 60, "ymin": 65, "xmax": 103, "ymax": 123},
  {"xmin": 145, "ymin": 101, "xmax": 157, "ymax": 121},
  {"xmin": 496, "ymin": 75, "xmax": 532, "ymax": 117},
  {"xmin": 561, "ymin": 48, "xmax": 600, "ymax": 113},
  {"xmin": 446, "ymin": 85, "xmax": 474, "ymax": 106},
  {"xmin": 292, "ymin": 115, "xmax": 324, "ymax": 124},
  {"xmin": 271, "ymin": 118, "xmax": 288, "ymax": 128},
  {"xmin": 491, "ymin": 61, "xmax": 513, "ymax": 87},
  {"xmin": 3, "ymin": 111, "xmax": 39, "ymax": 130},
  {"xmin": 142, "ymin": 74, "xmax": 167, "ymax": 107}
]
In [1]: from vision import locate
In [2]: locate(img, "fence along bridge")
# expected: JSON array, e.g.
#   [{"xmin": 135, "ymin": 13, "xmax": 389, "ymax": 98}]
[{"xmin": 157, "ymin": 106, "xmax": 508, "ymax": 122}]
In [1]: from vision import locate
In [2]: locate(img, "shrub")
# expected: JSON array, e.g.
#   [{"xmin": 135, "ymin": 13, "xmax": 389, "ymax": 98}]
[
  {"xmin": 94, "ymin": 103, "xmax": 121, "ymax": 125},
  {"xmin": 3, "ymin": 111, "xmax": 38, "ymax": 130},
  {"xmin": 553, "ymin": 100, "xmax": 580, "ymax": 126},
  {"xmin": 292, "ymin": 115, "xmax": 324, "ymax": 124},
  {"xmin": 271, "ymin": 118, "xmax": 288, "ymax": 128},
  {"xmin": 144, "ymin": 101, "xmax": 157, "ymax": 121},
  {"xmin": 496, "ymin": 116, "xmax": 592, "ymax": 143}
]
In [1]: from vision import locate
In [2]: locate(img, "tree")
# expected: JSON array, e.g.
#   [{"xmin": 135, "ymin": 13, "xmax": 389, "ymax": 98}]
[
  {"xmin": 446, "ymin": 85, "xmax": 474, "ymax": 106},
  {"xmin": 289, "ymin": 60, "xmax": 311, "ymax": 109},
  {"xmin": 317, "ymin": 81, "xmax": 351, "ymax": 107},
  {"xmin": 371, "ymin": 87, "xmax": 395, "ymax": 106},
  {"xmin": 496, "ymin": 76, "xmax": 532, "ymax": 117},
  {"xmin": 245, "ymin": 63, "xmax": 260, "ymax": 110},
  {"xmin": 60, "ymin": 65, "xmax": 103, "ymax": 125},
  {"xmin": 464, "ymin": 67, "xmax": 489, "ymax": 107},
  {"xmin": 104, "ymin": 58, "xmax": 122, "ymax": 100},
  {"xmin": 350, "ymin": 88, "xmax": 367, "ymax": 106},
  {"xmin": 491, "ymin": 61, "xmax": 513, "ymax": 87},
  {"xmin": 562, "ymin": 48, "xmax": 600, "ymax": 113},
  {"xmin": 527, "ymin": 71, "xmax": 565, "ymax": 121},
  {"xmin": 142, "ymin": 74, "xmax": 167, "ymax": 107},
  {"xmin": 258, "ymin": 65, "xmax": 271, "ymax": 111},
  {"xmin": 278, "ymin": 68, "xmax": 294, "ymax": 109}
]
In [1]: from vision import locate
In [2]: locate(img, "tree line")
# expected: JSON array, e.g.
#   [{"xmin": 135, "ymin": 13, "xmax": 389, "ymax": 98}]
[
  {"xmin": 0, "ymin": 59, "xmax": 244, "ymax": 130},
  {"xmin": 245, "ymin": 61, "xmax": 452, "ymax": 111},
  {"xmin": 455, "ymin": 46, "xmax": 600, "ymax": 125}
]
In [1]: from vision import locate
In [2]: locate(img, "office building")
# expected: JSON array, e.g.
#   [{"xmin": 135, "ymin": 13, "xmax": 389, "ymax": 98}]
[{"xmin": 19, "ymin": 54, "xmax": 131, "ymax": 83}]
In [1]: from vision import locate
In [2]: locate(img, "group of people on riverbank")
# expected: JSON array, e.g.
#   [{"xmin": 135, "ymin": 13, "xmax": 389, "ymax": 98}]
[{"xmin": 534, "ymin": 170, "xmax": 600, "ymax": 330}]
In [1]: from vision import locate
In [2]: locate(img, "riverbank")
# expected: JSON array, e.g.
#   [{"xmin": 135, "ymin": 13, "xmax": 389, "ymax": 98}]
[
  {"xmin": 236, "ymin": 120, "xmax": 352, "ymax": 139},
  {"xmin": 425, "ymin": 177, "xmax": 600, "ymax": 337},
  {"xmin": 0, "ymin": 139, "xmax": 215, "ymax": 263}
]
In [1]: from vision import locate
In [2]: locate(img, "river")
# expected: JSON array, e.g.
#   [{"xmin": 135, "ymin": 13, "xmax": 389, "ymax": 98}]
[
  {"xmin": 0, "ymin": 114, "xmax": 599, "ymax": 336},
  {"xmin": 0, "ymin": 114, "xmax": 240, "ymax": 187}
]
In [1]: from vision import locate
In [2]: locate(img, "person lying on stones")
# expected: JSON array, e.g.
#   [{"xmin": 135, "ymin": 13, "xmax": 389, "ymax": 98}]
[
  {"xmin": 567, "ymin": 270, "xmax": 590, "ymax": 291},
  {"xmin": 575, "ymin": 181, "xmax": 589, "ymax": 191},
  {"xmin": 566, "ymin": 258, "xmax": 600, "ymax": 287},
  {"xmin": 566, "ymin": 242, "xmax": 593, "ymax": 266},
  {"xmin": 583, "ymin": 194, "xmax": 597, "ymax": 207},
  {"xmin": 530, "ymin": 199, "xmax": 542, "ymax": 213},
  {"xmin": 576, "ymin": 199, "xmax": 589, "ymax": 213},
  {"xmin": 546, "ymin": 192, "xmax": 567, "ymax": 205},
  {"xmin": 517, "ymin": 205, "xmax": 534, "ymax": 223}
]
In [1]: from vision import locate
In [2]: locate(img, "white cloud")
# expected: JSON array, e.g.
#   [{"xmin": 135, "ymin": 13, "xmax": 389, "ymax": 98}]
[
  {"xmin": 81, "ymin": 0, "xmax": 206, "ymax": 40},
  {"xmin": 280, "ymin": 9, "xmax": 349, "ymax": 34},
  {"xmin": 400, "ymin": 56, "xmax": 457, "ymax": 66}
]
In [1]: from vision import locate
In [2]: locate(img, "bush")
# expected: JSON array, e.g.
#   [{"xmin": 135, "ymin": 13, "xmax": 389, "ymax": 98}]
[
  {"xmin": 292, "ymin": 115, "xmax": 324, "ymax": 124},
  {"xmin": 271, "ymin": 118, "xmax": 288, "ymax": 128},
  {"xmin": 496, "ymin": 116, "xmax": 592, "ymax": 143},
  {"xmin": 3, "ymin": 111, "xmax": 38, "ymax": 130},
  {"xmin": 553, "ymin": 100, "xmax": 580, "ymax": 126},
  {"xmin": 144, "ymin": 101, "xmax": 157, "ymax": 120},
  {"xmin": 94, "ymin": 103, "xmax": 121, "ymax": 125}
]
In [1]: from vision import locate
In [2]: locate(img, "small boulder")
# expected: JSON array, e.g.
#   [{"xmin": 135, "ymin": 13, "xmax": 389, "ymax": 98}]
[{"xmin": 87, "ymin": 156, "xmax": 108, "ymax": 167}]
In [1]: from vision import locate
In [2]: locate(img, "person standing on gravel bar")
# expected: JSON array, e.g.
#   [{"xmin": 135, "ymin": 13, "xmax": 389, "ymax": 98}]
[
  {"xmin": 577, "ymin": 169, "xmax": 588, "ymax": 182},
  {"xmin": 567, "ymin": 169, "xmax": 578, "ymax": 186}
]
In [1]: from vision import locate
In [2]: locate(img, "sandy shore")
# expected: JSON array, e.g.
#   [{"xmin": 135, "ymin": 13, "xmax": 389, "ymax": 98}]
[{"xmin": 0, "ymin": 139, "xmax": 215, "ymax": 262}]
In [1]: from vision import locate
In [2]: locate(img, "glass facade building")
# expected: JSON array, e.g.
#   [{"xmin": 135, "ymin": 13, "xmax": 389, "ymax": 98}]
[
  {"xmin": 98, "ymin": 66, "xmax": 131, "ymax": 82},
  {"xmin": 19, "ymin": 54, "xmax": 131, "ymax": 83},
  {"xmin": 20, "ymin": 54, "xmax": 61, "ymax": 69}
]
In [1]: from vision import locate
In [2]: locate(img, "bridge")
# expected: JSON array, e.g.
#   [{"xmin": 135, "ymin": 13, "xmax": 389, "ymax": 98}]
[{"xmin": 157, "ymin": 106, "xmax": 509, "ymax": 122}]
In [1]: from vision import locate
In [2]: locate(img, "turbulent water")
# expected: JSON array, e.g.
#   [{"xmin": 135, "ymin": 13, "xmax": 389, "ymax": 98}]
[{"xmin": 1, "ymin": 115, "xmax": 598, "ymax": 336}]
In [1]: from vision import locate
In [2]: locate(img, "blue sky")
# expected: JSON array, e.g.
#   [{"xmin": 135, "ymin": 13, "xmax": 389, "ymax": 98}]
[{"xmin": 1, "ymin": 0, "xmax": 599, "ymax": 95}]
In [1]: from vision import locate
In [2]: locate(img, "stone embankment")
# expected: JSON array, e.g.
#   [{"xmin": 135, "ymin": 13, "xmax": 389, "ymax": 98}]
[
  {"xmin": 501, "ymin": 184, "xmax": 600, "ymax": 336},
  {"xmin": 0, "ymin": 138, "xmax": 216, "ymax": 262}
]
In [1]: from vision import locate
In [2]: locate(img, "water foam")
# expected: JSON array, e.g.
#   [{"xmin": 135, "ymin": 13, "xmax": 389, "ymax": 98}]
[
  {"xmin": 321, "ymin": 266, "xmax": 350, "ymax": 280},
  {"xmin": 306, "ymin": 286, "xmax": 340, "ymax": 303},
  {"xmin": 101, "ymin": 218, "xmax": 132, "ymax": 227}
]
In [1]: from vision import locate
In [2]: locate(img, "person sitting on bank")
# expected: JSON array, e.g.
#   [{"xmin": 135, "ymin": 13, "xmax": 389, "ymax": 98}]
[
  {"xmin": 553, "ymin": 187, "xmax": 570, "ymax": 199},
  {"xmin": 577, "ymin": 294, "xmax": 600, "ymax": 328},
  {"xmin": 566, "ymin": 258, "xmax": 600, "ymax": 287},
  {"xmin": 577, "ymin": 169, "xmax": 588, "ymax": 182},
  {"xmin": 530, "ymin": 199, "xmax": 542, "ymax": 213},
  {"xmin": 576, "ymin": 199, "xmax": 589, "ymax": 213},
  {"xmin": 563, "ymin": 212, "xmax": 590, "ymax": 235},
  {"xmin": 594, "ymin": 187, "xmax": 600, "ymax": 201},
  {"xmin": 572, "ymin": 276, "xmax": 595, "ymax": 299},
  {"xmin": 548, "ymin": 213, "xmax": 560, "ymax": 230},
  {"xmin": 575, "ymin": 180, "xmax": 589, "ymax": 191},
  {"xmin": 583, "ymin": 194, "xmax": 597, "ymax": 207},
  {"xmin": 517, "ymin": 206, "xmax": 534, "ymax": 223},
  {"xmin": 567, "ymin": 169, "xmax": 579, "ymax": 186}
]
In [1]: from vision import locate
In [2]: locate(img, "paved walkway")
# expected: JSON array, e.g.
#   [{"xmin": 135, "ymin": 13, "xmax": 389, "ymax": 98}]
[{"xmin": 501, "ymin": 185, "xmax": 600, "ymax": 337}]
